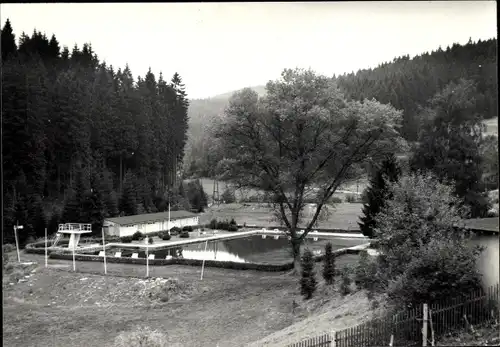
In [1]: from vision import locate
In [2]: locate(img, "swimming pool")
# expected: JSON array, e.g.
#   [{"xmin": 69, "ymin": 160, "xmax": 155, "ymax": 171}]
[{"xmin": 90, "ymin": 235, "xmax": 367, "ymax": 264}]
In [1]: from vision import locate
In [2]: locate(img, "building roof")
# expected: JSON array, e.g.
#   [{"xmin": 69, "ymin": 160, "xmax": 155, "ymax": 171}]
[
  {"xmin": 462, "ymin": 218, "xmax": 499, "ymax": 233},
  {"xmin": 105, "ymin": 210, "xmax": 198, "ymax": 226}
]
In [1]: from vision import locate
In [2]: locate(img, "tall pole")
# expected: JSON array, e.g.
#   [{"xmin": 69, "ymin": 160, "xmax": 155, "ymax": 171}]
[
  {"xmin": 14, "ymin": 221, "xmax": 21, "ymax": 263},
  {"xmin": 146, "ymin": 237, "xmax": 149, "ymax": 278},
  {"xmin": 45, "ymin": 228, "xmax": 48, "ymax": 268},
  {"xmin": 200, "ymin": 240, "xmax": 209, "ymax": 280},
  {"xmin": 422, "ymin": 303, "xmax": 428, "ymax": 347},
  {"xmin": 72, "ymin": 239, "xmax": 76, "ymax": 272},
  {"xmin": 101, "ymin": 227, "xmax": 107, "ymax": 275}
]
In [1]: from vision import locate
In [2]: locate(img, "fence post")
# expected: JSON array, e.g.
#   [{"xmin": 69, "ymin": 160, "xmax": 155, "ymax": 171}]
[
  {"xmin": 422, "ymin": 303, "xmax": 428, "ymax": 347},
  {"xmin": 330, "ymin": 330, "xmax": 336, "ymax": 347}
]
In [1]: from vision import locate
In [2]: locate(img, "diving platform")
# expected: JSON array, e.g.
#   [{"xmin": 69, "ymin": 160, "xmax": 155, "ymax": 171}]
[{"xmin": 56, "ymin": 223, "xmax": 92, "ymax": 249}]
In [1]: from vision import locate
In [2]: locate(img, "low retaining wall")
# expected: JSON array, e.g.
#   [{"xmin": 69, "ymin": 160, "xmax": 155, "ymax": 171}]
[{"xmin": 49, "ymin": 252, "xmax": 295, "ymax": 272}]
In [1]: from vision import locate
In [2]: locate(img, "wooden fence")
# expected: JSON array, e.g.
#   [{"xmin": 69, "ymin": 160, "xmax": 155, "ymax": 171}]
[
  {"xmin": 286, "ymin": 333, "xmax": 332, "ymax": 347},
  {"xmin": 286, "ymin": 283, "xmax": 499, "ymax": 347}
]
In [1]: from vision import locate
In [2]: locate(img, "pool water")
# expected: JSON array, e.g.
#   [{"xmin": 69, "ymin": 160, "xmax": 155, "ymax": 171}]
[{"xmin": 93, "ymin": 235, "xmax": 366, "ymax": 264}]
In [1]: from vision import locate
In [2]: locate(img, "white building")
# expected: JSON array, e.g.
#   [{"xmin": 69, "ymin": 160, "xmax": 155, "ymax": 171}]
[{"xmin": 103, "ymin": 210, "xmax": 199, "ymax": 237}]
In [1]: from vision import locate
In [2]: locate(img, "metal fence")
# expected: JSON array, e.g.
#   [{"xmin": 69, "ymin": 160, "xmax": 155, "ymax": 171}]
[{"xmin": 286, "ymin": 283, "xmax": 499, "ymax": 347}]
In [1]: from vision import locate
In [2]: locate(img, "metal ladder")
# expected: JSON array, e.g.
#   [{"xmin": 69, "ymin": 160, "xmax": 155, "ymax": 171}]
[{"xmin": 52, "ymin": 233, "xmax": 63, "ymax": 247}]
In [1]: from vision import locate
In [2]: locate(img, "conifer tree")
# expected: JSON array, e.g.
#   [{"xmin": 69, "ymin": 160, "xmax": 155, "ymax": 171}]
[
  {"xmin": 300, "ymin": 249, "xmax": 317, "ymax": 300},
  {"xmin": 359, "ymin": 154, "xmax": 401, "ymax": 238},
  {"xmin": 1, "ymin": 18, "xmax": 17, "ymax": 62},
  {"xmin": 48, "ymin": 208, "xmax": 61, "ymax": 235},
  {"xmin": 322, "ymin": 242, "xmax": 336, "ymax": 285},
  {"xmin": 119, "ymin": 170, "xmax": 138, "ymax": 216}
]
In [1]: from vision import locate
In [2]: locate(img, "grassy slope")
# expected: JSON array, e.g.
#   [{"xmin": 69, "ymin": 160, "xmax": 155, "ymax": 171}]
[{"xmin": 3, "ymin": 251, "xmax": 367, "ymax": 347}]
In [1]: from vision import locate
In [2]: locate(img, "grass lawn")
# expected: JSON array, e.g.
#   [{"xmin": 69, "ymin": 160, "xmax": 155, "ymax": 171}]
[
  {"xmin": 199, "ymin": 202, "xmax": 363, "ymax": 230},
  {"xmin": 3, "ymin": 250, "xmax": 370, "ymax": 347},
  {"xmin": 188, "ymin": 177, "xmax": 368, "ymax": 204}
]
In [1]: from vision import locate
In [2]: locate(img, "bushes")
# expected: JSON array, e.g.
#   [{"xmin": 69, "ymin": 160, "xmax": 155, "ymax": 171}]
[
  {"xmin": 209, "ymin": 218, "xmax": 217, "ymax": 230},
  {"xmin": 345, "ymin": 194, "xmax": 358, "ymax": 203},
  {"xmin": 208, "ymin": 218, "xmax": 239, "ymax": 231},
  {"xmin": 132, "ymin": 231, "xmax": 145, "ymax": 241},
  {"xmin": 322, "ymin": 242, "xmax": 336, "ymax": 285},
  {"xmin": 340, "ymin": 265, "xmax": 352, "ymax": 296},
  {"xmin": 169, "ymin": 227, "xmax": 181, "ymax": 236},
  {"xmin": 300, "ymin": 249, "xmax": 317, "ymax": 300},
  {"xmin": 179, "ymin": 230, "xmax": 190, "ymax": 238},
  {"xmin": 121, "ymin": 236, "xmax": 133, "ymax": 243},
  {"xmin": 330, "ymin": 196, "xmax": 343, "ymax": 204},
  {"xmin": 221, "ymin": 188, "xmax": 236, "ymax": 204},
  {"xmin": 182, "ymin": 226, "xmax": 193, "ymax": 232},
  {"xmin": 159, "ymin": 231, "xmax": 171, "ymax": 241},
  {"xmin": 3, "ymin": 244, "xmax": 16, "ymax": 253},
  {"xmin": 353, "ymin": 250, "xmax": 379, "ymax": 296},
  {"xmin": 148, "ymin": 237, "xmax": 154, "ymax": 244},
  {"xmin": 113, "ymin": 326, "xmax": 168, "ymax": 347},
  {"xmin": 369, "ymin": 173, "xmax": 485, "ymax": 309}
]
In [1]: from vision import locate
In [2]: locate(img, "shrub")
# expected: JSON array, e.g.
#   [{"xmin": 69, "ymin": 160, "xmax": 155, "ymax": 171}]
[
  {"xmin": 340, "ymin": 265, "xmax": 352, "ymax": 296},
  {"xmin": 228, "ymin": 224, "xmax": 238, "ymax": 232},
  {"xmin": 170, "ymin": 227, "xmax": 181, "ymax": 236},
  {"xmin": 3, "ymin": 252, "xmax": 9, "ymax": 271},
  {"xmin": 209, "ymin": 218, "xmax": 218, "ymax": 230},
  {"xmin": 330, "ymin": 196, "xmax": 343, "ymax": 204},
  {"xmin": 345, "ymin": 194, "xmax": 357, "ymax": 203},
  {"xmin": 322, "ymin": 242, "xmax": 336, "ymax": 285},
  {"xmin": 159, "ymin": 231, "xmax": 171, "ymax": 241},
  {"xmin": 8, "ymin": 268, "xmax": 26, "ymax": 283},
  {"xmin": 120, "ymin": 236, "xmax": 133, "ymax": 243},
  {"xmin": 179, "ymin": 230, "xmax": 189, "ymax": 238},
  {"xmin": 230, "ymin": 218, "xmax": 237, "ymax": 226},
  {"xmin": 300, "ymin": 249, "xmax": 317, "ymax": 300},
  {"xmin": 113, "ymin": 326, "xmax": 168, "ymax": 347},
  {"xmin": 148, "ymin": 237, "xmax": 154, "ymax": 244},
  {"xmin": 370, "ymin": 173, "xmax": 484, "ymax": 309},
  {"xmin": 182, "ymin": 226, "xmax": 193, "ymax": 232},
  {"xmin": 132, "ymin": 231, "xmax": 144, "ymax": 241},
  {"xmin": 3, "ymin": 244, "xmax": 16, "ymax": 253},
  {"xmin": 221, "ymin": 188, "xmax": 236, "ymax": 204},
  {"xmin": 354, "ymin": 250, "xmax": 377, "ymax": 291}
]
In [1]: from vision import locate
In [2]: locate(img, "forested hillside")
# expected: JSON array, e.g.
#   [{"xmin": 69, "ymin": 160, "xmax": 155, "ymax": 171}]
[
  {"xmin": 184, "ymin": 86, "xmax": 266, "ymax": 177},
  {"xmin": 1, "ymin": 19, "xmax": 191, "ymax": 242},
  {"xmin": 334, "ymin": 38, "xmax": 497, "ymax": 141},
  {"xmin": 184, "ymin": 38, "xmax": 497, "ymax": 176}
]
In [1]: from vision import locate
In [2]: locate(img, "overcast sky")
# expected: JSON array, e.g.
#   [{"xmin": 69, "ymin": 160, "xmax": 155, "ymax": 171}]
[{"xmin": 1, "ymin": 2, "xmax": 497, "ymax": 99}]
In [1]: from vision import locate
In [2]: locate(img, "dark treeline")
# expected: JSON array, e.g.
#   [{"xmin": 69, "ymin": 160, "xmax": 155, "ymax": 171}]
[
  {"xmin": 334, "ymin": 38, "xmax": 497, "ymax": 141},
  {"xmin": 2, "ymin": 19, "xmax": 196, "ymax": 242}
]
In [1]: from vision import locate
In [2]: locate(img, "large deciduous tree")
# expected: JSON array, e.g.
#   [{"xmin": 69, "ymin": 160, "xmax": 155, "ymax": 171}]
[
  {"xmin": 216, "ymin": 68, "xmax": 404, "ymax": 271},
  {"xmin": 364, "ymin": 173, "xmax": 483, "ymax": 310},
  {"xmin": 411, "ymin": 78, "xmax": 490, "ymax": 217}
]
